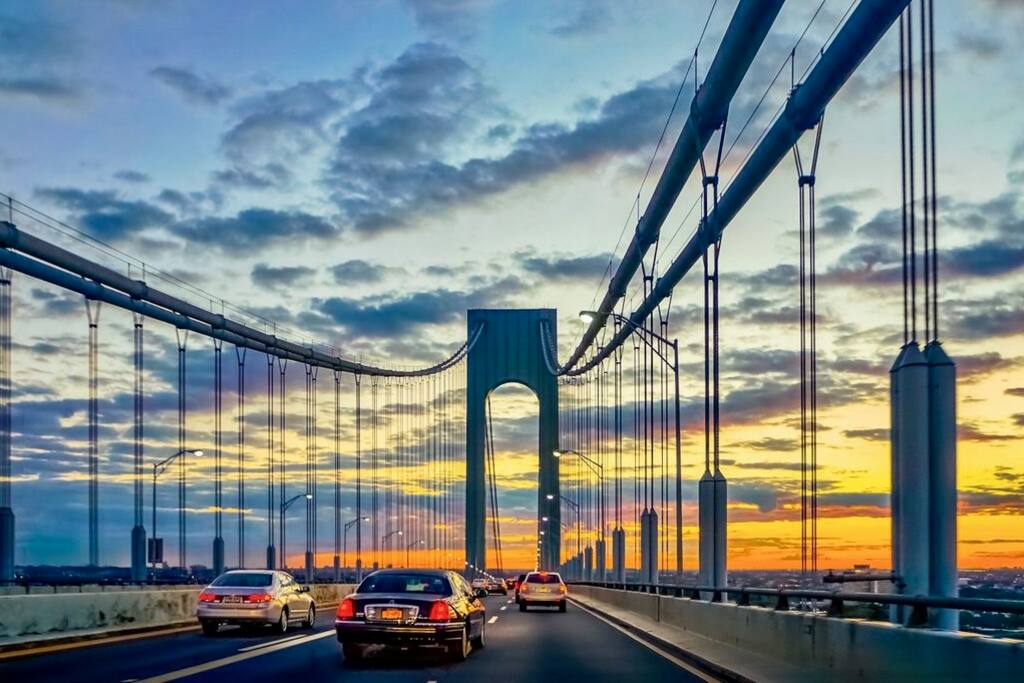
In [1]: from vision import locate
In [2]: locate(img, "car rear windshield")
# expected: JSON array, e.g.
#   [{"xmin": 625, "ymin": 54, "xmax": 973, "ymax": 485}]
[
  {"xmin": 517, "ymin": 574, "xmax": 526, "ymax": 581},
  {"xmin": 526, "ymin": 573, "xmax": 562, "ymax": 584},
  {"xmin": 211, "ymin": 572, "xmax": 273, "ymax": 587},
  {"xmin": 359, "ymin": 573, "xmax": 452, "ymax": 596}
]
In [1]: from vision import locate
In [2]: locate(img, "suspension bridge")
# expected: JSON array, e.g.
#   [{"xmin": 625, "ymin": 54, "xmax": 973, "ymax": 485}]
[{"xmin": 0, "ymin": 0, "xmax": 1021, "ymax": 681}]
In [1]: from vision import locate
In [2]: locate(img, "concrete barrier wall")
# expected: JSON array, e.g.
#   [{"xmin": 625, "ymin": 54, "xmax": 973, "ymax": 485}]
[
  {"xmin": 571, "ymin": 585, "xmax": 1024, "ymax": 681},
  {"xmin": 0, "ymin": 584, "xmax": 356, "ymax": 641}
]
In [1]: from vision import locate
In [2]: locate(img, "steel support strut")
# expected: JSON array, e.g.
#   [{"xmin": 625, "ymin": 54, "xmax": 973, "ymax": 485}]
[
  {"xmin": 130, "ymin": 313, "xmax": 146, "ymax": 581},
  {"xmin": 0, "ymin": 267, "xmax": 13, "ymax": 582},
  {"xmin": 85, "ymin": 298, "xmax": 101, "ymax": 566}
]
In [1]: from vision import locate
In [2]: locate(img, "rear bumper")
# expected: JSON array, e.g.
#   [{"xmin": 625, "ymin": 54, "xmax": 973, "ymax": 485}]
[
  {"xmin": 196, "ymin": 604, "xmax": 281, "ymax": 623},
  {"xmin": 335, "ymin": 620, "xmax": 464, "ymax": 647},
  {"xmin": 520, "ymin": 593, "xmax": 566, "ymax": 605}
]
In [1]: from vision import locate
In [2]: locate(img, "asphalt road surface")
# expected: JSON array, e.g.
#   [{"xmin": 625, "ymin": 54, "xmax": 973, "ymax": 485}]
[{"xmin": 1, "ymin": 596, "xmax": 713, "ymax": 682}]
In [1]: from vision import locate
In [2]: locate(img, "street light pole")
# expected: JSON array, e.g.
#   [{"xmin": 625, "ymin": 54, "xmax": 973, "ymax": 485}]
[
  {"xmin": 382, "ymin": 529, "xmax": 403, "ymax": 565},
  {"xmin": 280, "ymin": 493, "xmax": 312, "ymax": 570},
  {"xmin": 406, "ymin": 539, "xmax": 424, "ymax": 568},
  {"xmin": 554, "ymin": 449, "xmax": 606, "ymax": 579},
  {"xmin": 150, "ymin": 449, "xmax": 203, "ymax": 573},
  {"xmin": 343, "ymin": 516, "xmax": 369, "ymax": 577},
  {"xmin": 547, "ymin": 493, "xmax": 580, "ymax": 576}
]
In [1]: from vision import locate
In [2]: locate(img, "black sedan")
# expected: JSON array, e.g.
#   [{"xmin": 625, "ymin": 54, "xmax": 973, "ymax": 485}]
[{"xmin": 335, "ymin": 569, "xmax": 488, "ymax": 662}]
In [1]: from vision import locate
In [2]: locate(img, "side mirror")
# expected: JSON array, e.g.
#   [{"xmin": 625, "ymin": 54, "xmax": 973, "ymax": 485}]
[
  {"xmin": 474, "ymin": 588, "xmax": 488, "ymax": 599},
  {"xmin": 298, "ymin": 585, "xmax": 310, "ymax": 593}
]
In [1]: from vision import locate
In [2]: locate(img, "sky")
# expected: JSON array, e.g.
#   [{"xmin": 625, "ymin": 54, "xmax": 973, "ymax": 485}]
[{"xmin": 0, "ymin": 0, "xmax": 1022, "ymax": 573}]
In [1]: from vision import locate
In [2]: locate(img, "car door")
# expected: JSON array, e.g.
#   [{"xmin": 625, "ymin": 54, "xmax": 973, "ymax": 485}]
[{"xmin": 456, "ymin": 574, "xmax": 484, "ymax": 637}]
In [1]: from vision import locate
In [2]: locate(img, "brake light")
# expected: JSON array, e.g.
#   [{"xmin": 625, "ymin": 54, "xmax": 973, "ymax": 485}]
[
  {"xmin": 428, "ymin": 600, "xmax": 453, "ymax": 622},
  {"xmin": 246, "ymin": 593, "xmax": 272, "ymax": 603},
  {"xmin": 520, "ymin": 583, "xmax": 529, "ymax": 593},
  {"xmin": 559, "ymin": 584, "xmax": 567, "ymax": 594},
  {"xmin": 198, "ymin": 591, "xmax": 217, "ymax": 603},
  {"xmin": 336, "ymin": 598, "xmax": 355, "ymax": 620}
]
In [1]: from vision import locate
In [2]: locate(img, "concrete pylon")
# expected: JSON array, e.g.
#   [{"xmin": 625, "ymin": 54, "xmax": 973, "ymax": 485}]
[
  {"xmin": 639, "ymin": 509, "xmax": 650, "ymax": 583},
  {"xmin": 213, "ymin": 537, "xmax": 225, "ymax": 576},
  {"xmin": 890, "ymin": 342, "xmax": 930, "ymax": 624},
  {"xmin": 595, "ymin": 538, "xmax": 606, "ymax": 581},
  {"xmin": 0, "ymin": 507, "xmax": 13, "ymax": 581},
  {"xmin": 926, "ymin": 341, "xmax": 958, "ymax": 629},
  {"xmin": 611, "ymin": 527, "xmax": 625, "ymax": 582},
  {"xmin": 648, "ymin": 508, "xmax": 659, "ymax": 585},
  {"xmin": 131, "ymin": 525, "xmax": 147, "ymax": 582},
  {"xmin": 466, "ymin": 310, "xmax": 560, "ymax": 574},
  {"xmin": 333, "ymin": 555, "xmax": 340, "ymax": 583},
  {"xmin": 699, "ymin": 468, "xmax": 727, "ymax": 598},
  {"xmin": 584, "ymin": 545, "xmax": 593, "ymax": 580}
]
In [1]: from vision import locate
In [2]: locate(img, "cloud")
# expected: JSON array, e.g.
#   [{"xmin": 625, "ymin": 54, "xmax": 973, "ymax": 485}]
[
  {"xmin": 1013, "ymin": 413, "xmax": 1024, "ymax": 427},
  {"xmin": 308, "ymin": 275, "xmax": 527, "ymax": 338},
  {"xmin": 945, "ymin": 293, "xmax": 1024, "ymax": 341},
  {"xmin": 401, "ymin": 0, "xmax": 485, "ymax": 39},
  {"xmin": 1006, "ymin": 387, "xmax": 1024, "ymax": 397},
  {"xmin": 172, "ymin": 208, "xmax": 339, "ymax": 253},
  {"xmin": 34, "ymin": 187, "xmax": 174, "ymax": 240},
  {"xmin": 212, "ymin": 163, "xmax": 292, "ymax": 190},
  {"xmin": 0, "ymin": 77, "xmax": 80, "ymax": 103},
  {"xmin": 326, "ymin": 44, "xmax": 692, "ymax": 235},
  {"xmin": 250, "ymin": 263, "xmax": 316, "ymax": 290},
  {"xmin": 517, "ymin": 252, "xmax": 615, "ymax": 283},
  {"xmin": 955, "ymin": 31, "xmax": 1004, "ymax": 61},
  {"xmin": 330, "ymin": 260, "xmax": 400, "ymax": 285},
  {"xmin": 843, "ymin": 428, "xmax": 889, "ymax": 442},
  {"xmin": 550, "ymin": 3, "xmax": 611, "ymax": 38},
  {"xmin": 958, "ymin": 423, "xmax": 1017, "ymax": 443},
  {"xmin": 151, "ymin": 66, "xmax": 232, "ymax": 105},
  {"xmin": 113, "ymin": 170, "xmax": 150, "ymax": 183}
]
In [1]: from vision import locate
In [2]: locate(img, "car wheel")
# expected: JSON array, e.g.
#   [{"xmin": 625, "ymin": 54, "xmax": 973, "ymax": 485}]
[
  {"xmin": 471, "ymin": 621, "xmax": 486, "ymax": 649},
  {"xmin": 448, "ymin": 625, "xmax": 471, "ymax": 661},
  {"xmin": 519, "ymin": 602, "xmax": 527, "ymax": 612},
  {"xmin": 274, "ymin": 608, "xmax": 289, "ymax": 634},
  {"xmin": 200, "ymin": 620, "xmax": 219, "ymax": 636},
  {"xmin": 302, "ymin": 605, "xmax": 315, "ymax": 628},
  {"xmin": 342, "ymin": 643, "xmax": 364, "ymax": 662},
  {"xmin": 558, "ymin": 601, "xmax": 567, "ymax": 613}
]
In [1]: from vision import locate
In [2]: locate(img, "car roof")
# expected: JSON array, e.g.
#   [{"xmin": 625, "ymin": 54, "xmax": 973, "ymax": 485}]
[
  {"xmin": 367, "ymin": 568, "xmax": 449, "ymax": 577},
  {"xmin": 223, "ymin": 569, "xmax": 274, "ymax": 574}
]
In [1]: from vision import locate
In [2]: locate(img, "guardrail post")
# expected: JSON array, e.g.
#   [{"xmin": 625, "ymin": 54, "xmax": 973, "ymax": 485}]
[
  {"xmin": 828, "ymin": 597, "xmax": 844, "ymax": 617},
  {"xmin": 775, "ymin": 593, "xmax": 790, "ymax": 611},
  {"xmin": 908, "ymin": 603, "xmax": 929, "ymax": 627},
  {"xmin": 736, "ymin": 591, "xmax": 750, "ymax": 606}
]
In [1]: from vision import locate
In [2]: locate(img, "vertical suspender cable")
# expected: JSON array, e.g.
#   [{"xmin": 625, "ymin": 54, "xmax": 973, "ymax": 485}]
[
  {"xmin": 175, "ymin": 327, "xmax": 188, "ymax": 570},
  {"xmin": 277, "ymin": 358, "xmax": 287, "ymax": 566},
  {"xmin": 333, "ymin": 370, "xmax": 341, "ymax": 580},
  {"xmin": 354, "ymin": 374, "xmax": 362, "ymax": 579},
  {"xmin": 265, "ymin": 353, "xmax": 274, "ymax": 568},
  {"xmin": 85, "ymin": 298, "xmax": 101, "ymax": 566},
  {"xmin": 213, "ymin": 338, "xmax": 223, "ymax": 575},
  {"xmin": 235, "ymin": 346, "xmax": 247, "ymax": 568},
  {"xmin": 371, "ymin": 378, "xmax": 379, "ymax": 569}
]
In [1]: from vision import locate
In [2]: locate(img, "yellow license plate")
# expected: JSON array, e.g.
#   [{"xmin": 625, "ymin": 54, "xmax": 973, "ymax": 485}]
[{"xmin": 381, "ymin": 608, "xmax": 403, "ymax": 620}]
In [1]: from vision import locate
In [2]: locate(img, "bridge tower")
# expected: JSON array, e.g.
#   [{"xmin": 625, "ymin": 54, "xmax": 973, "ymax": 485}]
[{"xmin": 465, "ymin": 309, "xmax": 560, "ymax": 573}]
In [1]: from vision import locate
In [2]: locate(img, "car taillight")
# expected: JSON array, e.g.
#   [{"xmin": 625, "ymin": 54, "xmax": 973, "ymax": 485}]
[
  {"xmin": 246, "ymin": 593, "xmax": 272, "ymax": 603},
  {"xmin": 336, "ymin": 598, "xmax": 356, "ymax": 620},
  {"xmin": 198, "ymin": 591, "xmax": 217, "ymax": 603},
  {"xmin": 428, "ymin": 600, "xmax": 453, "ymax": 622},
  {"xmin": 520, "ymin": 583, "xmax": 529, "ymax": 593},
  {"xmin": 559, "ymin": 584, "xmax": 567, "ymax": 594}
]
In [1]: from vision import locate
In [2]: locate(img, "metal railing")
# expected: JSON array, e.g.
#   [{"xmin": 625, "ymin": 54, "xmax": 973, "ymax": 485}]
[{"xmin": 570, "ymin": 580, "xmax": 1024, "ymax": 627}]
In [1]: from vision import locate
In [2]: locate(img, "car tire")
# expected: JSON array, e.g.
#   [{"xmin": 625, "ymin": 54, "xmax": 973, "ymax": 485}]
[
  {"xmin": 519, "ymin": 602, "xmax": 527, "ymax": 612},
  {"xmin": 302, "ymin": 605, "xmax": 315, "ymax": 628},
  {"xmin": 558, "ymin": 601, "xmax": 567, "ymax": 613},
  {"xmin": 274, "ymin": 608, "xmax": 289, "ymax": 634},
  {"xmin": 448, "ymin": 625, "xmax": 471, "ymax": 661},
  {"xmin": 471, "ymin": 621, "xmax": 486, "ymax": 649},
  {"xmin": 200, "ymin": 620, "xmax": 219, "ymax": 636},
  {"xmin": 342, "ymin": 643, "xmax": 364, "ymax": 662}
]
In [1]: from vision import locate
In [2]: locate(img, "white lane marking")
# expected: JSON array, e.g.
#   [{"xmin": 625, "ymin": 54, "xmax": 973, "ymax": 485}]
[
  {"xmin": 500, "ymin": 605, "xmax": 507, "ymax": 611},
  {"xmin": 506, "ymin": 599, "xmax": 513, "ymax": 604},
  {"xmin": 237, "ymin": 634, "xmax": 305, "ymax": 652},
  {"xmin": 570, "ymin": 600, "xmax": 720, "ymax": 683},
  {"xmin": 487, "ymin": 616, "xmax": 499, "ymax": 624},
  {"xmin": 135, "ymin": 629, "xmax": 334, "ymax": 683}
]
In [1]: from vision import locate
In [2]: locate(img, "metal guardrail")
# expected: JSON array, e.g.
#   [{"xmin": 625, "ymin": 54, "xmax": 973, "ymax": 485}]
[{"xmin": 570, "ymin": 581, "xmax": 1024, "ymax": 627}]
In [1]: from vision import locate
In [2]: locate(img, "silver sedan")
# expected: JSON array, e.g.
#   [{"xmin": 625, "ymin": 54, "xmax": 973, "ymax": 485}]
[{"xmin": 196, "ymin": 570, "xmax": 316, "ymax": 635}]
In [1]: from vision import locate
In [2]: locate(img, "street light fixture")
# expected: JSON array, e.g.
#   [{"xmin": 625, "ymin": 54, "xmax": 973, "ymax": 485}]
[
  {"xmin": 150, "ymin": 449, "xmax": 204, "ymax": 571},
  {"xmin": 579, "ymin": 308, "xmax": 683, "ymax": 583}
]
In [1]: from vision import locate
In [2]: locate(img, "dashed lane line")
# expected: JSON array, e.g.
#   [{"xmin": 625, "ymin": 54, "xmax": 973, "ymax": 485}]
[
  {"xmin": 487, "ymin": 616, "xmax": 499, "ymax": 624},
  {"xmin": 237, "ymin": 634, "xmax": 306, "ymax": 652},
  {"xmin": 134, "ymin": 629, "xmax": 335, "ymax": 683}
]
